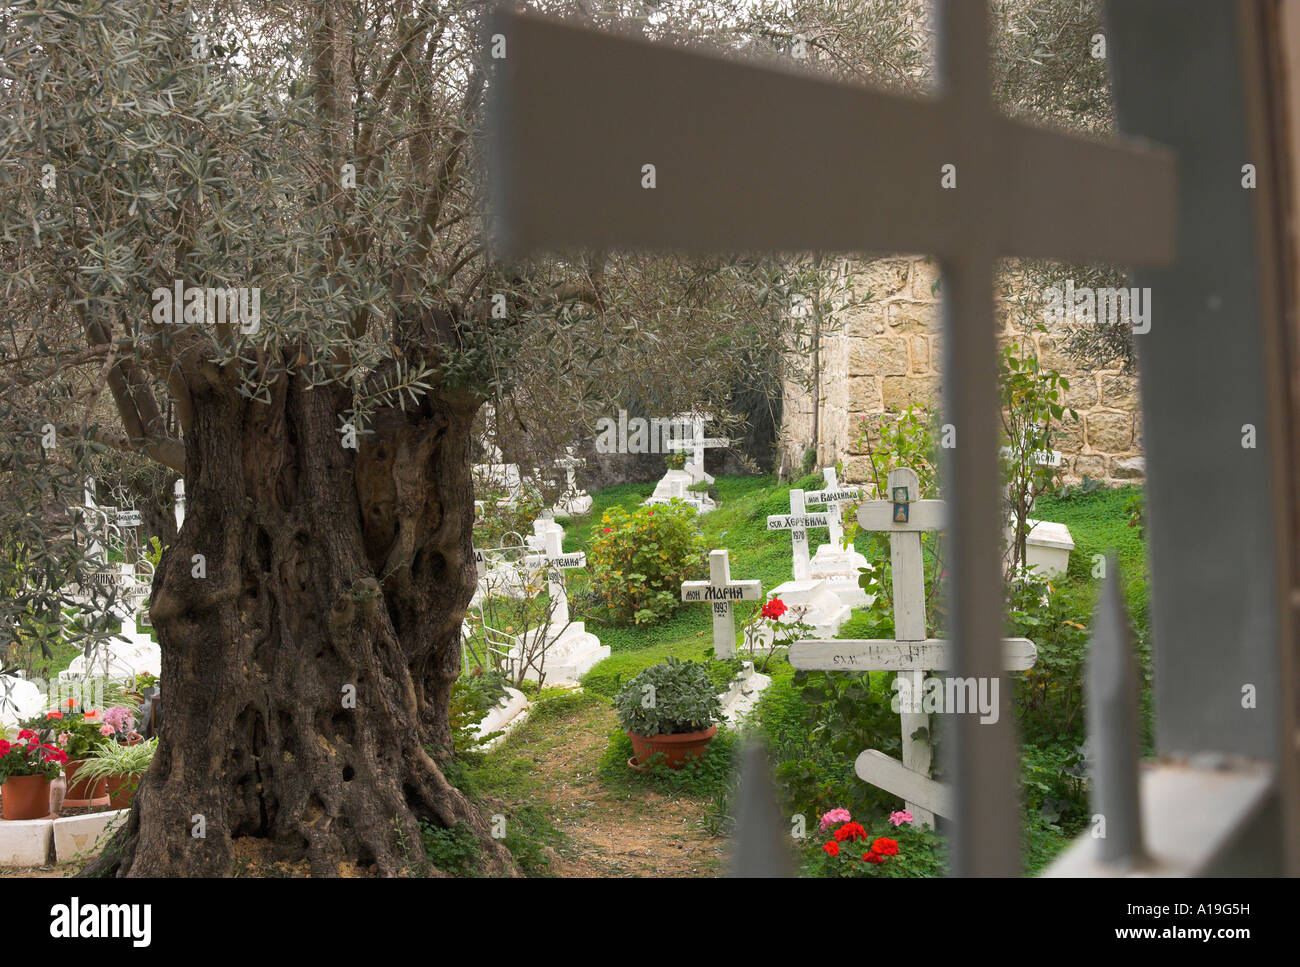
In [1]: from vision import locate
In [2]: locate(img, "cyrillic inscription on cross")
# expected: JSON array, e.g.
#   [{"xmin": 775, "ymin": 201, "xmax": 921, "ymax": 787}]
[
  {"xmin": 788, "ymin": 467, "xmax": 1037, "ymax": 827},
  {"xmin": 802, "ymin": 468, "xmax": 860, "ymax": 550},
  {"xmin": 523, "ymin": 529, "xmax": 586, "ymax": 635},
  {"xmin": 766, "ymin": 490, "xmax": 831, "ymax": 583},
  {"xmin": 681, "ymin": 549, "xmax": 761, "ymax": 660}
]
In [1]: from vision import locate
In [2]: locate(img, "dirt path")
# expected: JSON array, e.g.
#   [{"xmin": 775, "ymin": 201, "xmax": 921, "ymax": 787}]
[{"xmin": 490, "ymin": 698, "xmax": 728, "ymax": 877}]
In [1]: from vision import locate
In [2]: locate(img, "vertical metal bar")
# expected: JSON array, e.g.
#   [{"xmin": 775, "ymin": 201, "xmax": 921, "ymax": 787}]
[
  {"xmin": 1086, "ymin": 560, "xmax": 1146, "ymax": 867},
  {"xmin": 938, "ymin": 0, "xmax": 1021, "ymax": 876},
  {"xmin": 730, "ymin": 741, "xmax": 794, "ymax": 877},
  {"xmin": 1106, "ymin": 0, "xmax": 1284, "ymax": 760}
]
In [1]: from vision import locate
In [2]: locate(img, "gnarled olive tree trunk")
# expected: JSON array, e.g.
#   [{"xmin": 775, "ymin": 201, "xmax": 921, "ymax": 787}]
[{"xmin": 84, "ymin": 362, "xmax": 512, "ymax": 877}]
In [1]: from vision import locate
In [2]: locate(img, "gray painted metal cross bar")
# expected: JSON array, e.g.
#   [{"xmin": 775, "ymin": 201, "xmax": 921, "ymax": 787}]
[{"xmin": 485, "ymin": 2, "xmax": 1177, "ymax": 875}]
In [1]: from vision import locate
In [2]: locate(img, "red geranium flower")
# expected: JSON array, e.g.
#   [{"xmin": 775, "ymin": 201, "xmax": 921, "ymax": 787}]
[
  {"xmin": 46, "ymin": 711, "xmax": 63, "ymax": 720},
  {"xmin": 822, "ymin": 841, "xmax": 840, "ymax": 857},
  {"xmin": 602, "ymin": 527, "xmax": 612, "ymax": 533},
  {"xmin": 16, "ymin": 729, "xmax": 36, "ymax": 741},
  {"xmin": 871, "ymin": 837, "xmax": 900, "ymax": 857},
  {"xmin": 834, "ymin": 821, "xmax": 868, "ymax": 842},
  {"xmin": 863, "ymin": 851, "xmax": 886, "ymax": 864},
  {"xmin": 760, "ymin": 598, "xmax": 788, "ymax": 620},
  {"xmin": 0, "ymin": 740, "xmax": 10, "ymax": 756}
]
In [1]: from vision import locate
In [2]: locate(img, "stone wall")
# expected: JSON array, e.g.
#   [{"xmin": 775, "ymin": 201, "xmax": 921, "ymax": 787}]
[{"xmin": 780, "ymin": 256, "xmax": 1145, "ymax": 487}]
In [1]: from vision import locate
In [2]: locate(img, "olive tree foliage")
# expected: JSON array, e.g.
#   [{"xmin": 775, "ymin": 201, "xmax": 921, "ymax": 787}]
[{"xmin": 990, "ymin": 0, "xmax": 1136, "ymax": 372}]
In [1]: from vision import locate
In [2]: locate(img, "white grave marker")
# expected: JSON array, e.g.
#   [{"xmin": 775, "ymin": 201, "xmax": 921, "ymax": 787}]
[
  {"xmin": 805, "ymin": 467, "xmax": 874, "ymax": 607},
  {"xmin": 510, "ymin": 528, "xmax": 608, "ymax": 683},
  {"xmin": 664, "ymin": 412, "xmax": 728, "ymax": 485},
  {"xmin": 788, "ymin": 467, "xmax": 1037, "ymax": 827},
  {"xmin": 174, "ymin": 478, "xmax": 186, "ymax": 530},
  {"xmin": 552, "ymin": 451, "xmax": 592, "ymax": 516},
  {"xmin": 680, "ymin": 549, "xmax": 762, "ymax": 660},
  {"xmin": 765, "ymin": 490, "xmax": 832, "ymax": 583}
]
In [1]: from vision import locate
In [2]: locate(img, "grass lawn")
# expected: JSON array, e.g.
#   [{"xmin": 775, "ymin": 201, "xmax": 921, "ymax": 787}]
[{"xmin": 458, "ymin": 473, "xmax": 1150, "ymax": 877}]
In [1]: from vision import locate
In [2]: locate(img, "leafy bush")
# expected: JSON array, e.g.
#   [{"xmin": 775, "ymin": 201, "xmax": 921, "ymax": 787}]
[
  {"xmin": 854, "ymin": 404, "xmax": 939, "ymax": 499},
  {"xmin": 614, "ymin": 657, "xmax": 721, "ymax": 736},
  {"xmin": 419, "ymin": 820, "xmax": 481, "ymax": 877},
  {"xmin": 449, "ymin": 669, "xmax": 510, "ymax": 752},
  {"xmin": 588, "ymin": 502, "xmax": 705, "ymax": 625}
]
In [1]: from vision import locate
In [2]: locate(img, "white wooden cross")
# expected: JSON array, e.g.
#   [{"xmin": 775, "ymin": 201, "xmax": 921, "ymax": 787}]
[
  {"xmin": 803, "ymin": 468, "xmax": 861, "ymax": 550},
  {"xmin": 554, "ymin": 452, "xmax": 583, "ymax": 491},
  {"xmin": 485, "ymin": 2, "xmax": 1174, "ymax": 873},
  {"xmin": 665, "ymin": 413, "xmax": 728, "ymax": 484},
  {"xmin": 681, "ymin": 549, "xmax": 762, "ymax": 660},
  {"xmin": 788, "ymin": 467, "xmax": 1036, "ymax": 827},
  {"xmin": 765, "ymin": 490, "xmax": 831, "ymax": 582},
  {"xmin": 523, "ymin": 528, "xmax": 586, "ymax": 636}
]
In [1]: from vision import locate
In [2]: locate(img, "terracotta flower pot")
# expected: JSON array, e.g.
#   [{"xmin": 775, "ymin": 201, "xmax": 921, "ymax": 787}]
[
  {"xmin": 1, "ymin": 774, "xmax": 52, "ymax": 821},
  {"xmin": 105, "ymin": 774, "xmax": 141, "ymax": 810},
  {"xmin": 62, "ymin": 759, "xmax": 108, "ymax": 805},
  {"xmin": 627, "ymin": 725, "xmax": 717, "ymax": 770}
]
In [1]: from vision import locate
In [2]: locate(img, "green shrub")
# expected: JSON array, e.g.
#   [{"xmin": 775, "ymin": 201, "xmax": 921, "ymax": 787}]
[
  {"xmin": 419, "ymin": 821, "xmax": 481, "ymax": 876},
  {"xmin": 614, "ymin": 657, "xmax": 721, "ymax": 736},
  {"xmin": 588, "ymin": 502, "xmax": 705, "ymax": 625},
  {"xmin": 449, "ymin": 669, "xmax": 510, "ymax": 752}
]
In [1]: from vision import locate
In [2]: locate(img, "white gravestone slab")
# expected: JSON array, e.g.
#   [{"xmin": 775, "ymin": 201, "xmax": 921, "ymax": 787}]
[
  {"xmin": 681, "ymin": 549, "xmax": 762, "ymax": 660},
  {"xmin": 0, "ymin": 675, "xmax": 46, "ymax": 730},
  {"xmin": 787, "ymin": 467, "xmax": 1037, "ymax": 826},
  {"xmin": 509, "ymin": 529, "xmax": 608, "ymax": 684},
  {"xmin": 806, "ymin": 467, "xmax": 875, "ymax": 608},
  {"xmin": 645, "ymin": 469, "xmax": 716, "ymax": 514}
]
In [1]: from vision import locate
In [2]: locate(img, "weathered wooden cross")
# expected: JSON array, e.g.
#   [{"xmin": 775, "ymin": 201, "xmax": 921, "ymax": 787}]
[
  {"xmin": 681, "ymin": 549, "xmax": 762, "ymax": 661},
  {"xmin": 788, "ymin": 468, "xmax": 1037, "ymax": 827},
  {"xmin": 766, "ymin": 490, "xmax": 831, "ymax": 583},
  {"xmin": 802, "ymin": 468, "xmax": 861, "ymax": 551},
  {"xmin": 485, "ymin": 2, "xmax": 1174, "ymax": 872}
]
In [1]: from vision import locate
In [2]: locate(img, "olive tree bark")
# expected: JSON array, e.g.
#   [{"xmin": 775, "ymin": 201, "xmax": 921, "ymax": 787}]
[{"xmin": 83, "ymin": 357, "xmax": 513, "ymax": 877}]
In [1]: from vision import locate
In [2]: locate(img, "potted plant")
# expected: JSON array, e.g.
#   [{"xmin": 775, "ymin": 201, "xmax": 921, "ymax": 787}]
[
  {"xmin": 615, "ymin": 657, "xmax": 722, "ymax": 770},
  {"xmin": 45, "ymin": 708, "xmax": 113, "ymax": 803},
  {"xmin": 75, "ymin": 738, "xmax": 157, "ymax": 809},
  {"xmin": 98, "ymin": 706, "xmax": 143, "ymax": 746},
  {"xmin": 0, "ymin": 730, "xmax": 68, "ymax": 820}
]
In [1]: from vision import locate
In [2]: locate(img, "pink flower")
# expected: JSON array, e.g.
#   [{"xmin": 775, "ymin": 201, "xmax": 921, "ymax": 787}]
[
  {"xmin": 889, "ymin": 810, "xmax": 913, "ymax": 827},
  {"xmin": 819, "ymin": 807, "xmax": 852, "ymax": 832},
  {"xmin": 100, "ymin": 724, "xmax": 114, "ymax": 737}
]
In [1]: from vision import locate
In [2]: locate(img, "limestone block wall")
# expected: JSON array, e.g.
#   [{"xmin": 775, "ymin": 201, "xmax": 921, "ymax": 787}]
[{"xmin": 780, "ymin": 256, "xmax": 1145, "ymax": 488}]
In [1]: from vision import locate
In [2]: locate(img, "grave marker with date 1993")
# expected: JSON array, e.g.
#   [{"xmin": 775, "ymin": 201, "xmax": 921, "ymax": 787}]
[
  {"xmin": 681, "ymin": 549, "xmax": 762, "ymax": 661},
  {"xmin": 789, "ymin": 467, "xmax": 1036, "ymax": 827}
]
